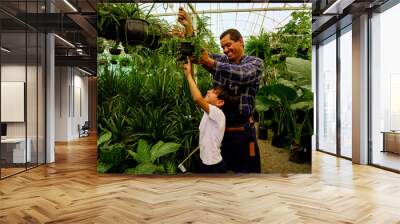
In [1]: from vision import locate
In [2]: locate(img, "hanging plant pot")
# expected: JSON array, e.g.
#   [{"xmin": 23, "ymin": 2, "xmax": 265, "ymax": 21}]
[
  {"xmin": 144, "ymin": 34, "xmax": 161, "ymax": 50},
  {"xmin": 121, "ymin": 18, "xmax": 149, "ymax": 45},
  {"xmin": 99, "ymin": 25, "xmax": 119, "ymax": 41},
  {"xmin": 297, "ymin": 47, "xmax": 309, "ymax": 56},
  {"xmin": 179, "ymin": 41, "xmax": 194, "ymax": 61},
  {"xmin": 258, "ymin": 126, "xmax": 268, "ymax": 140},
  {"xmin": 109, "ymin": 48, "xmax": 121, "ymax": 55}
]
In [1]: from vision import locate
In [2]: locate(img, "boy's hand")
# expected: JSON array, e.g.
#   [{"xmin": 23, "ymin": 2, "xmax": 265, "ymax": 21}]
[
  {"xmin": 182, "ymin": 57, "xmax": 192, "ymax": 78},
  {"xmin": 178, "ymin": 7, "xmax": 194, "ymax": 36},
  {"xmin": 178, "ymin": 7, "xmax": 192, "ymax": 28}
]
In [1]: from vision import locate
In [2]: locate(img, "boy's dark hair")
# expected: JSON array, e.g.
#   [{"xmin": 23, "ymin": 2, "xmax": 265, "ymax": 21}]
[
  {"xmin": 213, "ymin": 86, "xmax": 239, "ymax": 111},
  {"xmin": 213, "ymin": 86, "xmax": 240, "ymax": 113},
  {"xmin": 213, "ymin": 86, "xmax": 229, "ymax": 102},
  {"xmin": 220, "ymin": 29, "xmax": 243, "ymax": 41}
]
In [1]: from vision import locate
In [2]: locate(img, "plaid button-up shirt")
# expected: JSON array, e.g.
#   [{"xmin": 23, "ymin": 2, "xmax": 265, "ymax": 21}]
[{"xmin": 208, "ymin": 53, "xmax": 263, "ymax": 117}]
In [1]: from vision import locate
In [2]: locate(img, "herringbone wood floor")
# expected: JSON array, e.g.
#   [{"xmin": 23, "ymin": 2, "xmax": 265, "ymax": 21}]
[{"xmin": 1, "ymin": 135, "xmax": 400, "ymax": 224}]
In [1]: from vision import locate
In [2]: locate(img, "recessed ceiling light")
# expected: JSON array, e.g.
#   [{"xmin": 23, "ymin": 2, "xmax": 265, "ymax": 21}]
[
  {"xmin": 78, "ymin": 67, "xmax": 93, "ymax": 76},
  {"xmin": 54, "ymin": 34, "xmax": 75, "ymax": 48},
  {"xmin": 1, "ymin": 47, "xmax": 11, "ymax": 53},
  {"xmin": 63, "ymin": 0, "xmax": 78, "ymax": 12}
]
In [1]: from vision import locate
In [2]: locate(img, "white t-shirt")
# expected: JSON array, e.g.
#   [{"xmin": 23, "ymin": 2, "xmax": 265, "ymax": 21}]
[{"xmin": 199, "ymin": 104, "xmax": 226, "ymax": 165}]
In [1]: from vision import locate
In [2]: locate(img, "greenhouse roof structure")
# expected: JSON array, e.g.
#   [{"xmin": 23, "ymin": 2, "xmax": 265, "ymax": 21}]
[{"xmin": 146, "ymin": 3, "xmax": 311, "ymax": 41}]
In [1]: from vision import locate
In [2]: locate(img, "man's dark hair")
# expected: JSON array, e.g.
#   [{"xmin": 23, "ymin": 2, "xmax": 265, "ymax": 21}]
[{"xmin": 220, "ymin": 29, "xmax": 243, "ymax": 41}]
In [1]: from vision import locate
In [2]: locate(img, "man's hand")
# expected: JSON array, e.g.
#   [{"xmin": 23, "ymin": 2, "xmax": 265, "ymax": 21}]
[
  {"xmin": 170, "ymin": 27, "xmax": 185, "ymax": 38},
  {"xmin": 182, "ymin": 57, "xmax": 193, "ymax": 78},
  {"xmin": 177, "ymin": 7, "xmax": 194, "ymax": 36},
  {"xmin": 199, "ymin": 49, "xmax": 216, "ymax": 69}
]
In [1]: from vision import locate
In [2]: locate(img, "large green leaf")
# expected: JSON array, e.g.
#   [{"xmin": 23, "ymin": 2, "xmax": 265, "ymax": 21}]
[
  {"xmin": 126, "ymin": 163, "xmax": 158, "ymax": 174},
  {"xmin": 97, "ymin": 162, "xmax": 113, "ymax": 173},
  {"xmin": 290, "ymin": 101, "xmax": 313, "ymax": 110},
  {"xmin": 97, "ymin": 131, "xmax": 112, "ymax": 146},
  {"xmin": 270, "ymin": 83, "xmax": 298, "ymax": 102},
  {"xmin": 255, "ymin": 95, "xmax": 272, "ymax": 113},
  {"xmin": 150, "ymin": 142, "xmax": 181, "ymax": 162},
  {"xmin": 136, "ymin": 139, "xmax": 151, "ymax": 163},
  {"xmin": 286, "ymin": 57, "xmax": 311, "ymax": 86}
]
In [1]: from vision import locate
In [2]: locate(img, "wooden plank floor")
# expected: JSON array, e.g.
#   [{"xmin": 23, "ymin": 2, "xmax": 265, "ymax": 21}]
[{"xmin": 0, "ymin": 135, "xmax": 400, "ymax": 224}]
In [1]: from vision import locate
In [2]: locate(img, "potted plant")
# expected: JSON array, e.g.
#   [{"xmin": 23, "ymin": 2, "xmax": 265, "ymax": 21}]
[
  {"xmin": 179, "ymin": 41, "xmax": 195, "ymax": 60},
  {"xmin": 109, "ymin": 41, "xmax": 121, "ymax": 55},
  {"xmin": 123, "ymin": 18, "xmax": 149, "ymax": 45},
  {"xmin": 98, "ymin": 3, "xmax": 155, "ymax": 44},
  {"xmin": 287, "ymin": 98, "xmax": 313, "ymax": 164},
  {"xmin": 245, "ymin": 32, "xmax": 270, "ymax": 60},
  {"xmin": 258, "ymin": 119, "xmax": 271, "ymax": 140}
]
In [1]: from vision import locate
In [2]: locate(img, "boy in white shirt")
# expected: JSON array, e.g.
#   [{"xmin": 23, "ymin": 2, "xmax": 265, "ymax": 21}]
[{"xmin": 183, "ymin": 57, "xmax": 228, "ymax": 173}]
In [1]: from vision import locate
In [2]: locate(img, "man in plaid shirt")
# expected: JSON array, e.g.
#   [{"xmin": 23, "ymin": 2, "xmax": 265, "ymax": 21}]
[{"xmin": 179, "ymin": 8, "xmax": 263, "ymax": 173}]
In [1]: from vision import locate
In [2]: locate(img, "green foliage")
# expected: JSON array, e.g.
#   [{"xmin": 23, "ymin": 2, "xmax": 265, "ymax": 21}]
[
  {"xmin": 256, "ymin": 57, "xmax": 313, "ymax": 146},
  {"xmin": 245, "ymin": 32, "xmax": 270, "ymax": 60},
  {"xmin": 125, "ymin": 139, "xmax": 181, "ymax": 174},
  {"xmin": 97, "ymin": 4, "xmax": 313, "ymax": 172},
  {"xmin": 97, "ymin": 131, "xmax": 129, "ymax": 173},
  {"xmin": 277, "ymin": 11, "xmax": 311, "ymax": 60},
  {"xmin": 286, "ymin": 57, "xmax": 312, "ymax": 88},
  {"xmin": 97, "ymin": 38, "xmax": 205, "ymax": 173},
  {"xmin": 98, "ymin": 3, "xmax": 143, "ymax": 34}
]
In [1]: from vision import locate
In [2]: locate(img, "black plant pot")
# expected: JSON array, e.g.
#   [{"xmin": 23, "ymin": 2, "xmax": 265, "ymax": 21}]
[
  {"xmin": 121, "ymin": 18, "xmax": 149, "ymax": 45},
  {"xmin": 297, "ymin": 47, "xmax": 309, "ymax": 56},
  {"xmin": 271, "ymin": 134, "xmax": 285, "ymax": 148},
  {"xmin": 109, "ymin": 48, "xmax": 121, "ymax": 55},
  {"xmin": 258, "ymin": 126, "xmax": 268, "ymax": 140},
  {"xmin": 99, "ymin": 25, "xmax": 119, "ymax": 41},
  {"xmin": 271, "ymin": 47, "xmax": 282, "ymax": 54},
  {"xmin": 179, "ymin": 42, "xmax": 194, "ymax": 60},
  {"xmin": 289, "ymin": 143, "xmax": 307, "ymax": 164},
  {"xmin": 144, "ymin": 34, "xmax": 161, "ymax": 50}
]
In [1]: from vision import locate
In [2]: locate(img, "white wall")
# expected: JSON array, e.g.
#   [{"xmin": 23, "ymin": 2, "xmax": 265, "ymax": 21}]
[
  {"xmin": 55, "ymin": 66, "xmax": 89, "ymax": 141},
  {"xmin": 1, "ymin": 63, "xmax": 45, "ymax": 164},
  {"xmin": 55, "ymin": 66, "xmax": 69, "ymax": 141}
]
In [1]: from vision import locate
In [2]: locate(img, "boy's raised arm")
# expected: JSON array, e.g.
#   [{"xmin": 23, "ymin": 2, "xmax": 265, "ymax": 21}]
[{"xmin": 183, "ymin": 57, "xmax": 210, "ymax": 113}]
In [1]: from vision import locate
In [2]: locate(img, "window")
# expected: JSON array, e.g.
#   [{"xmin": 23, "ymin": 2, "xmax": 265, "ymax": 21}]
[
  {"xmin": 339, "ymin": 27, "xmax": 352, "ymax": 158},
  {"xmin": 317, "ymin": 35, "xmax": 337, "ymax": 154},
  {"xmin": 371, "ymin": 3, "xmax": 400, "ymax": 171}
]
